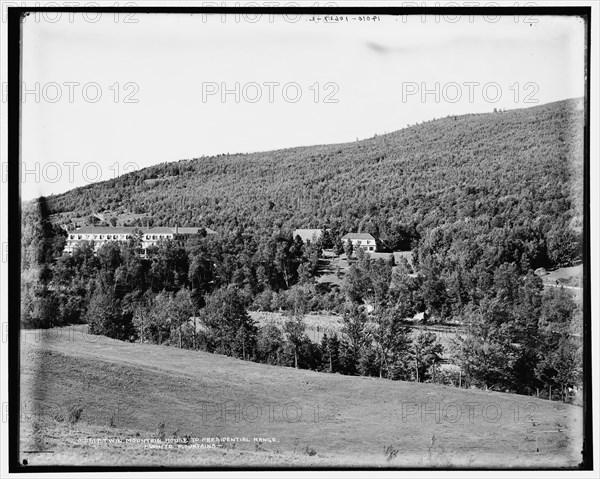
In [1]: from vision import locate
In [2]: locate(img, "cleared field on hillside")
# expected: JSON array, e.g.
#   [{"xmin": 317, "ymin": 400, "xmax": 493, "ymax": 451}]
[
  {"xmin": 315, "ymin": 252, "xmax": 349, "ymax": 287},
  {"xmin": 250, "ymin": 311, "xmax": 342, "ymax": 343},
  {"xmin": 539, "ymin": 264, "xmax": 584, "ymax": 305},
  {"xmin": 250, "ymin": 311, "xmax": 460, "ymax": 354},
  {"xmin": 542, "ymin": 264, "xmax": 583, "ymax": 284},
  {"xmin": 19, "ymin": 326, "xmax": 583, "ymax": 468}
]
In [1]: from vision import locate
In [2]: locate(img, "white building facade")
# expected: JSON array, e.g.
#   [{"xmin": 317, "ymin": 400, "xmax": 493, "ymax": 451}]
[
  {"xmin": 64, "ymin": 226, "xmax": 215, "ymax": 255},
  {"xmin": 341, "ymin": 233, "xmax": 377, "ymax": 252}
]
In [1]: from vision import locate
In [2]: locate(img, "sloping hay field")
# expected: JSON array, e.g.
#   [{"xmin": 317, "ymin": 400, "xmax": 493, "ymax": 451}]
[{"xmin": 19, "ymin": 326, "xmax": 583, "ymax": 468}]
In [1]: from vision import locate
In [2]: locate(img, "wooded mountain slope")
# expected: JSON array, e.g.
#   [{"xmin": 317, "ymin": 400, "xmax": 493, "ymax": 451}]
[{"xmin": 46, "ymin": 98, "xmax": 584, "ymax": 264}]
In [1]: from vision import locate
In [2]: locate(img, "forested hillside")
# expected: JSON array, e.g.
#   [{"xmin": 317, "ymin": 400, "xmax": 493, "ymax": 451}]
[
  {"xmin": 20, "ymin": 98, "xmax": 585, "ymax": 399},
  {"xmin": 47, "ymin": 98, "xmax": 583, "ymax": 265}
]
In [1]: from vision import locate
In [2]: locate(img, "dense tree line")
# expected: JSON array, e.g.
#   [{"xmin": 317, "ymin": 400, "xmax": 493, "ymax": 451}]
[
  {"xmin": 19, "ymin": 213, "xmax": 446, "ymax": 383},
  {"xmin": 20, "ymin": 210, "xmax": 582, "ymax": 402},
  {"xmin": 21, "ymin": 206, "xmax": 326, "ymax": 329}
]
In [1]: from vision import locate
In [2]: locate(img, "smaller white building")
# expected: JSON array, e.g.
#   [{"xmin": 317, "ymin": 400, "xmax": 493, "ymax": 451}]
[{"xmin": 341, "ymin": 233, "xmax": 377, "ymax": 252}]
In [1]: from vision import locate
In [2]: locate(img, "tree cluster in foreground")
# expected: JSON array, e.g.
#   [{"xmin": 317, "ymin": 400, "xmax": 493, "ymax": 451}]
[{"xmin": 21, "ymin": 197, "xmax": 582, "ymax": 403}]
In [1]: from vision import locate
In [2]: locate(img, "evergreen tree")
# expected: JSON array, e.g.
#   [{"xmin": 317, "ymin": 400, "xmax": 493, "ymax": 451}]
[
  {"xmin": 320, "ymin": 332, "xmax": 340, "ymax": 373},
  {"xmin": 283, "ymin": 313, "xmax": 306, "ymax": 369},
  {"xmin": 256, "ymin": 323, "xmax": 284, "ymax": 365},
  {"xmin": 339, "ymin": 304, "xmax": 368, "ymax": 375},
  {"xmin": 202, "ymin": 285, "xmax": 257, "ymax": 359},
  {"xmin": 410, "ymin": 332, "xmax": 443, "ymax": 382},
  {"xmin": 87, "ymin": 286, "xmax": 135, "ymax": 341},
  {"xmin": 535, "ymin": 288, "xmax": 581, "ymax": 401},
  {"xmin": 371, "ymin": 307, "xmax": 412, "ymax": 379}
]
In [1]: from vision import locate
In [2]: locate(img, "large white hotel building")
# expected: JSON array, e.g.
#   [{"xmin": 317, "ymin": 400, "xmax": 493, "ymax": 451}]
[{"xmin": 64, "ymin": 226, "xmax": 216, "ymax": 255}]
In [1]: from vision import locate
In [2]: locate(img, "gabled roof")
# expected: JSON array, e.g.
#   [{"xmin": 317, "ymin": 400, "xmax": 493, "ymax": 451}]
[
  {"xmin": 142, "ymin": 227, "xmax": 174, "ymax": 234},
  {"xmin": 175, "ymin": 227, "xmax": 217, "ymax": 235},
  {"xmin": 73, "ymin": 226, "xmax": 138, "ymax": 235},
  {"xmin": 341, "ymin": 233, "xmax": 375, "ymax": 241},
  {"xmin": 72, "ymin": 226, "xmax": 214, "ymax": 235}
]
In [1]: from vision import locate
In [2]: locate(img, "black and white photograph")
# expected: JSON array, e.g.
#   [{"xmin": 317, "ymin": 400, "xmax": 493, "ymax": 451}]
[{"xmin": 1, "ymin": 1, "xmax": 598, "ymax": 475}]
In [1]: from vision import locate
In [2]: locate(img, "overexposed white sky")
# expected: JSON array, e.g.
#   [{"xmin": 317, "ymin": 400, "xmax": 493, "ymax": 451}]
[{"xmin": 20, "ymin": 13, "xmax": 586, "ymax": 200}]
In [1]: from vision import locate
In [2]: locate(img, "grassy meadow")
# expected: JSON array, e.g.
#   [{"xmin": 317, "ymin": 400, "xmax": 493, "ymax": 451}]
[{"xmin": 19, "ymin": 325, "xmax": 583, "ymax": 468}]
